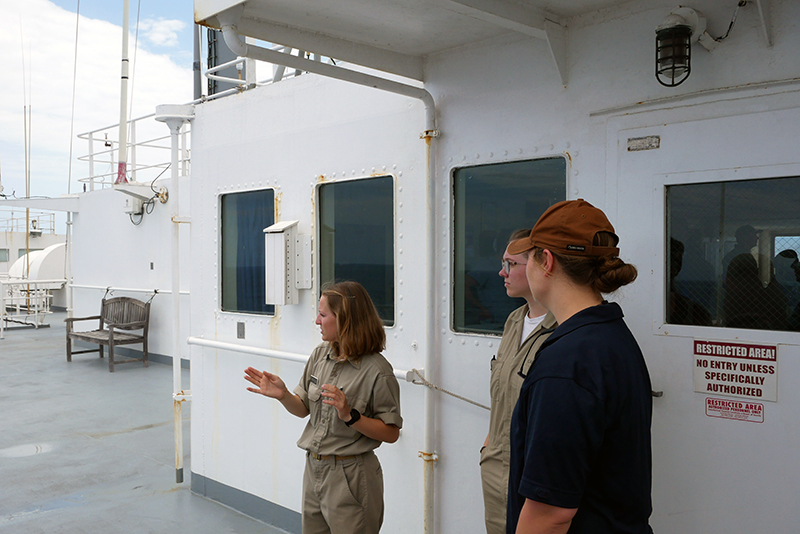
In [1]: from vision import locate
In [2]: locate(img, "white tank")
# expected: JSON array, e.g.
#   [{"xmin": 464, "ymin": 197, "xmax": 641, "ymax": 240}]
[{"xmin": 8, "ymin": 243, "xmax": 66, "ymax": 289}]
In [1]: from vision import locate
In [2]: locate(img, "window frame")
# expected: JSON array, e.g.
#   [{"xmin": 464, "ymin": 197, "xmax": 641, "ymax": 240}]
[
  {"xmin": 450, "ymin": 156, "xmax": 568, "ymax": 336},
  {"xmin": 656, "ymin": 165, "xmax": 800, "ymax": 345},
  {"xmin": 217, "ymin": 187, "xmax": 277, "ymax": 316},
  {"xmin": 314, "ymin": 175, "xmax": 397, "ymax": 326}
]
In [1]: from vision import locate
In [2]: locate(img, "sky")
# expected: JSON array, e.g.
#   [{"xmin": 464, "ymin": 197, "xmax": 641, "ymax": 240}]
[{"xmin": 0, "ymin": 0, "xmax": 195, "ymax": 205}]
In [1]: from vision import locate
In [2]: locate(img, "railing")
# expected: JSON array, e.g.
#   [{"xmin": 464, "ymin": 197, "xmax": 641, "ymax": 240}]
[
  {"xmin": 74, "ymin": 47, "xmax": 330, "ymax": 189},
  {"xmin": 76, "ymin": 114, "xmax": 191, "ymax": 190},
  {"xmin": 0, "ymin": 208, "xmax": 57, "ymax": 234},
  {"xmin": 0, "ymin": 278, "xmax": 66, "ymax": 339}
]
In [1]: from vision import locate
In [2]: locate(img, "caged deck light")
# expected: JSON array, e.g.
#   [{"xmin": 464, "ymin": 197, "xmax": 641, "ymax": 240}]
[
  {"xmin": 655, "ymin": 2, "xmax": 748, "ymax": 87},
  {"xmin": 655, "ymin": 7, "xmax": 706, "ymax": 87}
]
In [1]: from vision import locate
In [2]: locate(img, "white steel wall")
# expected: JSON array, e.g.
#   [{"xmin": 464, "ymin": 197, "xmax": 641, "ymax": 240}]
[
  {"xmin": 187, "ymin": 1, "xmax": 800, "ymax": 533},
  {"xmin": 189, "ymin": 74, "xmax": 429, "ymax": 532}
]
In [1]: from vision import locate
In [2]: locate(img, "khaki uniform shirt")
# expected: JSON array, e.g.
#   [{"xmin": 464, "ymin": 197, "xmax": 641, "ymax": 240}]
[
  {"xmin": 294, "ymin": 342, "xmax": 403, "ymax": 456},
  {"xmin": 487, "ymin": 305, "xmax": 557, "ymax": 453}
]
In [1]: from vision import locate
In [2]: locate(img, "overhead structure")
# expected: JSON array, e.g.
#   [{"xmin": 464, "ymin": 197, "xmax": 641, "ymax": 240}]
[{"xmin": 195, "ymin": 0, "xmax": 581, "ymax": 86}]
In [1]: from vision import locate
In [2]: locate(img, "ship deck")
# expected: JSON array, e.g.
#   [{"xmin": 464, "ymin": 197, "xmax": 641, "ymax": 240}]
[{"xmin": 0, "ymin": 311, "xmax": 285, "ymax": 533}]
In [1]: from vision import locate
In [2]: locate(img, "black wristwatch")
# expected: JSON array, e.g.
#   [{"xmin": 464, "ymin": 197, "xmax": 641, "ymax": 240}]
[{"xmin": 344, "ymin": 408, "xmax": 361, "ymax": 426}]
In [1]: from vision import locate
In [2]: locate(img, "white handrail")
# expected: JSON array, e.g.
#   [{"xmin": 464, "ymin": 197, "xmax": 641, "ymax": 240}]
[
  {"xmin": 186, "ymin": 336, "xmax": 418, "ymax": 383},
  {"xmin": 0, "ymin": 278, "xmax": 65, "ymax": 339}
]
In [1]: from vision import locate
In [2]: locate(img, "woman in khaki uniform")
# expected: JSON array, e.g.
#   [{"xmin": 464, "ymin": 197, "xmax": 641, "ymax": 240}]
[
  {"xmin": 245, "ymin": 281, "xmax": 402, "ymax": 534},
  {"xmin": 480, "ymin": 229, "xmax": 556, "ymax": 534}
]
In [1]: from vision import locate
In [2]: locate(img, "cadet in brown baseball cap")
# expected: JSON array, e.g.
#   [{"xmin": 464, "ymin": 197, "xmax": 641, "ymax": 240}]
[
  {"xmin": 507, "ymin": 198, "xmax": 620, "ymax": 258},
  {"xmin": 506, "ymin": 199, "xmax": 653, "ymax": 534}
]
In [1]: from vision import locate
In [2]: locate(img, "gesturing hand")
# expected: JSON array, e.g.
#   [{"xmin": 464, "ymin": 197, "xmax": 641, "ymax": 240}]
[
  {"xmin": 244, "ymin": 367, "xmax": 289, "ymax": 400},
  {"xmin": 320, "ymin": 384, "xmax": 351, "ymax": 421}
]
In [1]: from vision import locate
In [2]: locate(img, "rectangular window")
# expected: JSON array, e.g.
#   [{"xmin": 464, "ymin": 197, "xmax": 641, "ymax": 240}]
[
  {"xmin": 666, "ymin": 176, "xmax": 800, "ymax": 331},
  {"xmin": 318, "ymin": 176, "xmax": 394, "ymax": 324},
  {"xmin": 18, "ymin": 249, "xmax": 42, "ymax": 257},
  {"xmin": 453, "ymin": 158, "xmax": 567, "ymax": 334},
  {"xmin": 220, "ymin": 189, "xmax": 275, "ymax": 314},
  {"xmin": 0, "ymin": 249, "xmax": 8, "ymax": 262}
]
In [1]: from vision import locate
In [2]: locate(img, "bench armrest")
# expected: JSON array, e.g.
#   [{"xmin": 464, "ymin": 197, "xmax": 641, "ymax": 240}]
[
  {"xmin": 65, "ymin": 315, "xmax": 101, "ymax": 324},
  {"xmin": 107, "ymin": 321, "xmax": 147, "ymax": 330}
]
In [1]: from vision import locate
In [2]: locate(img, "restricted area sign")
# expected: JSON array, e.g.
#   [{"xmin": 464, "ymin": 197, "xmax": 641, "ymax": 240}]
[
  {"xmin": 693, "ymin": 339, "xmax": 778, "ymax": 402},
  {"xmin": 706, "ymin": 397, "xmax": 764, "ymax": 423}
]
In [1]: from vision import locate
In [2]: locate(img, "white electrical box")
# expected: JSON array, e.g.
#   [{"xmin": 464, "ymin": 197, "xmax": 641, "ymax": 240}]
[
  {"xmin": 123, "ymin": 196, "xmax": 143, "ymax": 215},
  {"xmin": 264, "ymin": 221, "xmax": 312, "ymax": 305}
]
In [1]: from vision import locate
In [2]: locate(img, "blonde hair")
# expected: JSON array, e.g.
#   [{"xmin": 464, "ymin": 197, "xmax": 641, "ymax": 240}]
[{"xmin": 322, "ymin": 281, "xmax": 386, "ymax": 358}]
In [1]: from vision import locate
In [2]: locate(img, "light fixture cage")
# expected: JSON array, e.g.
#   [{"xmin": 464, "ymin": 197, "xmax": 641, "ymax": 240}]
[{"xmin": 656, "ymin": 24, "xmax": 693, "ymax": 87}]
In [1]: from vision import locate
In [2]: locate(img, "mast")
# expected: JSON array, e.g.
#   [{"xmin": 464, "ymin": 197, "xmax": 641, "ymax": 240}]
[{"xmin": 115, "ymin": 0, "xmax": 130, "ymax": 184}]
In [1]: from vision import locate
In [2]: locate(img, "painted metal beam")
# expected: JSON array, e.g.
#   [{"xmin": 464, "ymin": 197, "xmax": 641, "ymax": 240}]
[
  {"xmin": 545, "ymin": 19, "xmax": 568, "ymax": 87},
  {"xmin": 754, "ymin": 0, "xmax": 772, "ymax": 48},
  {"xmin": 444, "ymin": 0, "xmax": 567, "ymax": 85},
  {"xmin": 0, "ymin": 196, "xmax": 80, "ymax": 212},
  {"xmin": 234, "ymin": 17, "xmax": 425, "ymax": 81},
  {"xmin": 445, "ymin": 0, "xmax": 550, "ymax": 39}
]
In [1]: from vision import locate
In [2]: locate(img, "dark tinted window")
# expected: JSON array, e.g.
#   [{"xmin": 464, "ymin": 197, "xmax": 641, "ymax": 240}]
[
  {"xmin": 453, "ymin": 158, "xmax": 566, "ymax": 334},
  {"xmin": 667, "ymin": 176, "xmax": 800, "ymax": 331},
  {"xmin": 220, "ymin": 189, "xmax": 275, "ymax": 314},
  {"xmin": 318, "ymin": 176, "xmax": 394, "ymax": 324}
]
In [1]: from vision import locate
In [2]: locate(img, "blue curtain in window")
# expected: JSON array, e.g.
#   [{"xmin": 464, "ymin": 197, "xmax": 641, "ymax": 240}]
[{"xmin": 235, "ymin": 191, "xmax": 273, "ymax": 313}]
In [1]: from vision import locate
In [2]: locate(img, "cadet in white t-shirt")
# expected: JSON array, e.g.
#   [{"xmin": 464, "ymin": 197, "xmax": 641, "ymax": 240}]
[{"xmin": 480, "ymin": 229, "xmax": 556, "ymax": 534}]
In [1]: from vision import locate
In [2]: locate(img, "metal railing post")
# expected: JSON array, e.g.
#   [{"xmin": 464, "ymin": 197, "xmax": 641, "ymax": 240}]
[
  {"xmin": 88, "ymin": 132, "xmax": 96, "ymax": 191},
  {"xmin": 130, "ymin": 120, "xmax": 137, "ymax": 182}
]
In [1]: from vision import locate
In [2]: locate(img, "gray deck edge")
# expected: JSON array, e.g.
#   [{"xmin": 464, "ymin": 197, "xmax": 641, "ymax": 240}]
[
  {"xmin": 72, "ymin": 340, "xmax": 190, "ymax": 368},
  {"xmin": 191, "ymin": 472, "xmax": 302, "ymax": 534}
]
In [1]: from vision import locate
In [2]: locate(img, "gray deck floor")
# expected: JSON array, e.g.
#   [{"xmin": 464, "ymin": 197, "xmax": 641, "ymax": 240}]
[{"xmin": 1, "ymin": 312, "xmax": 284, "ymax": 533}]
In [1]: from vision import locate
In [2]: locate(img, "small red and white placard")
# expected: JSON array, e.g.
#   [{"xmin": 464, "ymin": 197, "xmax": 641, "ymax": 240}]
[{"xmin": 705, "ymin": 397, "xmax": 764, "ymax": 423}]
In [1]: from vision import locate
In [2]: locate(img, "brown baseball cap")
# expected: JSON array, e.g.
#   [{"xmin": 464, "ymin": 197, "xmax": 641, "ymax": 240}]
[{"xmin": 507, "ymin": 199, "xmax": 620, "ymax": 257}]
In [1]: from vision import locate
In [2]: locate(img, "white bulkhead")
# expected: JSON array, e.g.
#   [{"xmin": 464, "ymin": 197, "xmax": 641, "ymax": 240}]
[{"xmin": 73, "ymin": 0, "xmax": 800, "ymax": 532}]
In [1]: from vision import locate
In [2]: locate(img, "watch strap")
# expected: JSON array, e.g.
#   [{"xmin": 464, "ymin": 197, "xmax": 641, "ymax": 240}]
[{"xmin": 345, "ymin": 408, "xmax": 361, "ymax": 426}]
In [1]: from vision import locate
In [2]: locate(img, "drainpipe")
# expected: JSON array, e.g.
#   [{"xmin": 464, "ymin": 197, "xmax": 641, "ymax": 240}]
[
  {"xmin": 155, "ymin": 104, "xmax": 195, "ymax": 484},
  {"xmin": 218, "ymin": 17, "xmax": 440, "ymax": 533},
  {"xmin": 420, "ymin": 128, "xmax": 439, "ymax": 534}
]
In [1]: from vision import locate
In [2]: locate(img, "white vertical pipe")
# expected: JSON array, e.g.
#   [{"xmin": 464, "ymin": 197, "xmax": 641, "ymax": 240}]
[
  {"xmin": 66, "ymin": 215, "xmax": 73, "ymax": 318},
  {"xmin": 169, "ymin": 119, "xmax": 183, "ymax": 483},
  {"xmin": 129, "ymin": 120, "xmax": 137, "ymax": 182},
  {"xmin": 156, "ymin": 104, "xmax": 194, "ymax": 485},
  {"xmin": 115, "ymin": 0, "xmax": 130, "ymax": 184},
  {"xmin": 422, "ymin": 129, "xmax": 438, "ymax": 534},
  {"xmin": 87, "ymin": 132, "xmax": 95, "ymax": 191},
  {"xmin": 1, "ymin": 281, "xmax": 5, "ymax": 339}
]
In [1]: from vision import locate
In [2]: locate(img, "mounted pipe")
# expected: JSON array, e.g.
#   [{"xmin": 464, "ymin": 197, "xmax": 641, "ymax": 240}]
[
  {"xmin": 155, "ymin": 103, "xmax": 195, "ymax": 484},
  {"xmin": 218, "ymin": 20, "xmax": 436, "ymax": 132},
  {"xmin": 218, "ymin": 16, "xmax": 440, "ymax": 533}
]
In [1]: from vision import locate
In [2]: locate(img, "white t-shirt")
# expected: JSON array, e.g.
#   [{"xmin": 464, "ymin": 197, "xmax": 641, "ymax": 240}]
[{"xmin": 520, "ymin": 312, "xmax": 547, "ymax": 347}]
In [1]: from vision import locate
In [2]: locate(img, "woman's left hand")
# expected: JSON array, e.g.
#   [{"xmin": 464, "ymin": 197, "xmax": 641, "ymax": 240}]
[{"xmin": 321, "ymin": 384, "xmax": 351, "ymax": 421}]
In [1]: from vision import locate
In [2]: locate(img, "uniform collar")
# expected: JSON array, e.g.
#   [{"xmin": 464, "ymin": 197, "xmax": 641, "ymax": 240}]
[
  {"xmin": 544, "ymin": 301, "xmax": 623, "ymax": 346},
  {"xmin": 325, "ymin": 346, "xmax": 362, "ymax": 368},
  {"xmin": 511, "ymin": 305, "xmax": 557, "ymax": 328}
]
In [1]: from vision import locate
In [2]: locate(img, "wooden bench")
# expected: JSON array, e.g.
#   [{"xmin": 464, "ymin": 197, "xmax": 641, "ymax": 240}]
[{"xmin": 66, "ymin": 296, "xmax": 151, "ymax": 372}]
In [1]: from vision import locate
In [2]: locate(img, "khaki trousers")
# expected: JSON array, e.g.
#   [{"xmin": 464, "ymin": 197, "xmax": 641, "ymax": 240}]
[
  {"xmin": 302, "ymin": 451, "xmax": 384, "ymax": 534},
  {"xmin": 480, "ymin": 446, "xmax": 508, "ymax": 534}
]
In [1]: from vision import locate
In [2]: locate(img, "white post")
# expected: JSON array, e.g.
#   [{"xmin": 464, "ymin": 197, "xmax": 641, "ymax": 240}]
[
  {"xmin": 115, "ymin": 0, "xmax": 130, "ymax": 184},
  {"xmin": 129, "ymin": 120, "xmax": 137, "ymax": 182},
  {"xmin": 88, "ymin": 132, "xmax": 95, "ymax": 191},
  {"xmin": 155, "ymin": 104, "xmax": 194, "ymax": 484},
  {"xmin": 1, "ymin": 281, "xmax": 5, "ymax": 339}
]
